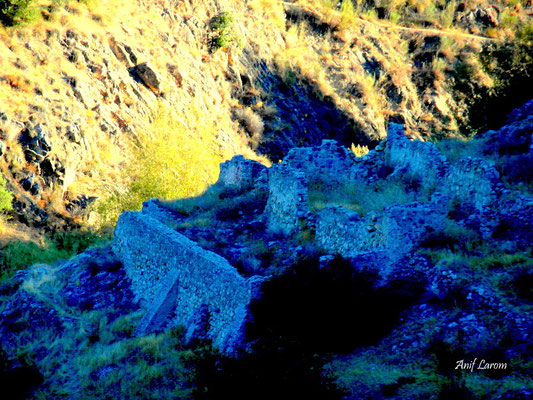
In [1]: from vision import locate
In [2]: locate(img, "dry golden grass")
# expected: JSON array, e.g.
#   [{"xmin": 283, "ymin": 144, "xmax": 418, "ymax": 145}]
[
  {"xmin": 0, "ymin": 0, "xmax": 275, "ymax": 233},
  {"xmin": 0, "ymin": 0, "xmax": 529, "ymax": 239},
  {"xmin": 0, "ymin": 218, "xmax": 42, "ymax": 247}
]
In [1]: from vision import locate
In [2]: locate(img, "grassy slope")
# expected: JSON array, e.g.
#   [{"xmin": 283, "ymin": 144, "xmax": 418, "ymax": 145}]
[{"xmin": 0, "ymin": 0, "xmax": 531, "ymax": 273}]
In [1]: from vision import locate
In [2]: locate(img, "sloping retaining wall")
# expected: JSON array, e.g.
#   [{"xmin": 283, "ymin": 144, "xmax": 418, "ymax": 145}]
[{"xmin": 113, "ymin": 211, "xmax": 264, "ymax": 354}]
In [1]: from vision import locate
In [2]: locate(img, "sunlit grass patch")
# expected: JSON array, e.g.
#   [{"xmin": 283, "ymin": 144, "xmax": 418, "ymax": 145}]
[{"xmin": 0, "ymin": 230, "xmax": 107, "ymax": 281}]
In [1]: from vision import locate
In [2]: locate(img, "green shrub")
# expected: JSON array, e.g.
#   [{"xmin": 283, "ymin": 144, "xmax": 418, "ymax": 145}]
[
  {"xmin": 0, "ymin": 175, "xmax": 13, "ymax": 213},
  {"xmin": 0, "ymin": 0, "xmax": 40, "ymax": 27},
  {"xmin": 516, "ymin": 21, "xmax": 533, "ymax": 45},
  {"xmin": 210, "ymin": 11, "xmax": 235, "ymax": 50},
  {"xmin": 0, "ymin": 231, "xmax": 106, "ymax": 281},
  {"xmin": 93, "ymin": 105, "xmax": 222, "ymax": 228},
  {"xmin": 211, "ymin": 11, "xmax": 233, "ymax": 33}
]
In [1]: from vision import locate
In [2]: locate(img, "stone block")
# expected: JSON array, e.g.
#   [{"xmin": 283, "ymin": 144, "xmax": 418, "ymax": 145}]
[{"xmin": 217, "ymin": 155, "xmax": 266, "ymax": 191}]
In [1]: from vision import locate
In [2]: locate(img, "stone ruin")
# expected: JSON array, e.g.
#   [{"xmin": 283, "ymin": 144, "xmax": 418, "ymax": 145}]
[
  {"xmin": 110, "ymin": 122, "xmax": 532, "ymax": 354},
  {"xmin": 113, "ymin": 211, "xmax": 265, "ymax": 354}
]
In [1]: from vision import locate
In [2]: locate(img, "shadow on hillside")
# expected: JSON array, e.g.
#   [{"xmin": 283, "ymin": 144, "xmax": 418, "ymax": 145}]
[
  {"xmin": 192, "ymin": 256, "xmax": 424, "ymax": 400},
  {"xmin": 232, "ymin": 54, "xmax": 375, "ymax": 161}
]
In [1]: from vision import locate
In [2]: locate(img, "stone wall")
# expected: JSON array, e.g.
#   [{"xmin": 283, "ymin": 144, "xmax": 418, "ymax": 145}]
[
  {"xmin": 263, "ymin": 140, "xmax": 365, "ymax": 234},
  {"xmin": 217, "ymin": 155, "xmax": 267, "ymax": 191},
  {"xmin": 387, "ymin": 123, "xmax": 448, "ymax": 188},
  {"xmin": 283, "ymin": 140, "xmax": 358, "ymax": 184},
  {"xmin": 316, "ymin": 206, "xmax": 386, "ymax": 255},
  {"xmin": 316, "ymin": 195, "xmax": 448, "ymax": 263},
  {"xmin": 141, "ymin": 198, "xmax": 179, "ymax": 226},
  {"xmin": 264, "ymin": 164, "xmax": 309, "ymax": 234},
  {"xmin": 351, "ymin": 141, "xmax": 388, "ymax": 184},
  {"xmin": 442, "ymin": 157, "xmax": 501, "ymax": 211},
  {"xmin": 383, "ymin": 194, "xmax": 449, "ymax": 257},
  {"xmin": 112, "ymin": 211, "xmax": 263, "ymax": 354}
]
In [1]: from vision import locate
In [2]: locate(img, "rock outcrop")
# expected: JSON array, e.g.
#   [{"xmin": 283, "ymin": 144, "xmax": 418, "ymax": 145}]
[
  {"xmin": 130, "ymin": 62, "xmax": 162, "ymax": 95},
  {"xmin": 1, "ymin": 100, "xmax": 531, "ymax": 398}
]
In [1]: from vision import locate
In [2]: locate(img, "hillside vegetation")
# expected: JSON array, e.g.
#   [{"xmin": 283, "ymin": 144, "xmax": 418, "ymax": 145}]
[
  {"xmin": 0, "ymin": 1, "xmax": 531, "ymax": 398},
  {"xmin": 0, "ymin": 0, "xmax": 531, "ymax": 267},
  {"xmin": 0, "ymin": 102, "xmax": 531, "ymax": 399}
]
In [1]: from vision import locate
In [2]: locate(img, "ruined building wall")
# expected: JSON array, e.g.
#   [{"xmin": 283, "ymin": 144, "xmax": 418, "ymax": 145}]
[
  {"xmin": 112, "ymin": 211, "xmax": 262, "ymax": 354},
  {"xmin": 217, "ymin": 155, "xmax": 267, "ymax": 191},
  {"xmin": 283, "ymin": 139, "xmax": 358, "ymax": 184},
  {"xmin": 316, "ymin": 206, "xmax": 386, "ymax": 255},
  {"xmin": 316, "ymin": 196, "xmax": 448, "ymax": 262},
  {"xmin": 387, "ymin": 123, "xmax": 448, "ymax": 188},
  {"xmin": 264, "ymin": 164, "xmax": 309, "ymax": 234},
  {"xmin": 442, "ymin": 157, "xmax": 501, "ymax": 211}
]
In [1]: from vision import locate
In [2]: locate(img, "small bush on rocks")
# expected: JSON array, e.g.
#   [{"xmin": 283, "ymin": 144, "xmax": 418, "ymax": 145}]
[{"xmin": 209, "ymin": 11, "xmax": 236, "ymax": 51}]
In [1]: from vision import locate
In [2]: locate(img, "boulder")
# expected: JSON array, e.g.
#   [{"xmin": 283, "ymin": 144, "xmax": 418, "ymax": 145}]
[{"xmin": 130, "ymin": 62, "xmax": 161, "ymax": 94}]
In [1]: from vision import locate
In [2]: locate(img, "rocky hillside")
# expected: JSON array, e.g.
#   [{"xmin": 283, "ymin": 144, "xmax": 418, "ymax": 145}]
[
  {"xmin": 0, "ymin": 99, "xmax": 531, "ymax": 399},
  {"xmin": 0, "ymin": 1, "xmax": 532, "ymax": 398},
  {"xmin": 0, "ymin": 0, "xmax": 531, "ymax": 244}
]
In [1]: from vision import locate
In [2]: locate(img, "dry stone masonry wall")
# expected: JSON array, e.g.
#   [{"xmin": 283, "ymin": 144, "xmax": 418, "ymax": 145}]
[
  {"xmin": 266, "ymin": 122, "xmax": 529, "ymax": 264},
  {"xmin": 442, "ymin": 157, "xmax": 502, "ymax": 211},
  {"xmin": 217, "ymin": 155, "xmax": 267, "ymax": 191},
  {"xmin": 316, "ymin": 207, "xmax": 386, "ymax": 255},
  {"xmin": 264, "ymin": 164, "xmax": 309, "ymax": 234},
  {"xmin": 110, "ymin": 114, "xmax": 532, "ymax": 352},
  {"xmin": 112, "ymin": 211, "xmax": 264, "ymax": 354},
  {"xmin": 383, "ymin": 194, "xmax": 449, "ymax": 257},
  {"xmin": 316, "ymin": 195, "xmax": 448, "ymax": 264},
  {"xmin": 387, "ymin": 123, "xmax": 449, "ymax": 188},
  {"xmin": 282, "ymin": 139, "xmax": 359, "ymax": 184}
]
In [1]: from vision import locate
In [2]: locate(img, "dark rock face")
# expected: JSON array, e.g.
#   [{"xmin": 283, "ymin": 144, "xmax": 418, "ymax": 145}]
[
  {"xmin": 12, "ymin": 198, "xmax": 48, "ymax": 227},
  {"xmin": 39, "ymin": 158, "xmax": 64, "ymax": 187},
  {"xmin": 18, "ymin": 123, "xmax": 52, "ymax": 164},
  {"xmin": 64, "ymin": 194, "xmax": 98, "ymax": 217},
  {"xmin": 244, "ymin": 60, "xmax": 370, "ymax": 161}
]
